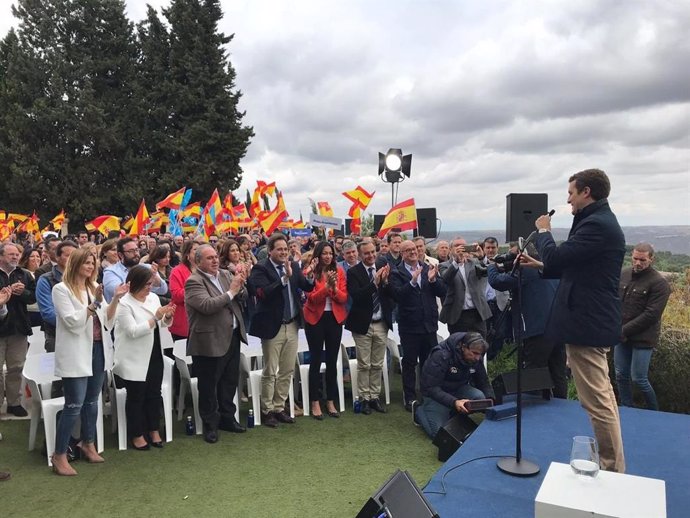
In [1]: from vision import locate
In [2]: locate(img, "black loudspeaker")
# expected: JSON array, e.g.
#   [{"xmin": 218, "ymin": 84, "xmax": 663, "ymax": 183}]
[
  {"xmin": 355, "ymin": 469, "xmax": 439, "ymax": 518},
  {"xmin": 432, "ymin": 414, "xmax": 478, "ymax": 462},
  {"xmin": 414, "ymin": 208, "xmax": 437, "ymax": 238},
  {"xmin": 373, "ymin": 214, "xmax": 386, "ymax": 235},
  {"xmin": 506, "ymin": 193, "xmax": 547, "ymax": 243},
  {"xmin": 492, "ymin": 367, "xmax": 554, "ymax": 404},
  {"xmin": 344, "ymin": 218, "xmax": 353, "ymax": 235}
]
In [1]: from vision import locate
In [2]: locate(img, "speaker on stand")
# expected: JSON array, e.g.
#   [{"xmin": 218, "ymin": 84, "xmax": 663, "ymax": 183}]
[{"xmin": 506, "ymin": 193, "xmax": 547, "ymax": 242}]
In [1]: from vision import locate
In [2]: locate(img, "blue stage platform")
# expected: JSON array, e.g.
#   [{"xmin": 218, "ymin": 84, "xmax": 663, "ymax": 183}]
[{"xmin": 423, "ymin": 398, "xmax": 689, "ymax": 518}]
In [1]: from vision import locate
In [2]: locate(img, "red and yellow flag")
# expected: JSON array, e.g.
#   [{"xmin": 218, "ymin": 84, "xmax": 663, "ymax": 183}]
[
  {"xmin": 129, "ymin": 200, "xmax": 150, "ymax": 236},
  {"xmin": 156, "ymin": 187, "xmax": 186, "ymax": 211},
  {"xmin": 179, "ymin": 202, "xmax": 201, "ymax": 219},
  {"xmin": 377, "ymin": 198, "xmax": 417, "ymax": 238},
  {"xmin": 342, "ymin": 185, "xmax": 374, "ymax": 217},
  {"xmin": 249, "ymin": 181, "xmax": 276, "ymax": 217},
  {"xmin": 85, "ymin": 215, "xmax": 120, "ymax": 236},
  {"xmin": 317, "ymin": 201, "xmax": 333, "ymax": 217},
  {"xmin": 258, "ymin": 193, "xmax": 288, "ymax": 235}
]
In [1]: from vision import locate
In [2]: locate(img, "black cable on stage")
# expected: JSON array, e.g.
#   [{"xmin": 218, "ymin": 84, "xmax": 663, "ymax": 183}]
[{"xmin": 422, "ymin": 454, "xmax": 515, "ymax": 496}]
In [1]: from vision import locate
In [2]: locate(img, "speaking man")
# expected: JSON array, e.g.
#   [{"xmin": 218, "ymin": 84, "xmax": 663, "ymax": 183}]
[{"xmin": 535, "ymin": 168, "xmax": 626, "ymax": 472}]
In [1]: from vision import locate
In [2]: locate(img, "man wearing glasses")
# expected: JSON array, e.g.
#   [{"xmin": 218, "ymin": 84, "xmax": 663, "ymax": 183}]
[{"xmin": 103, "ymin": 237, "xmax": 168, "ymax": 302}]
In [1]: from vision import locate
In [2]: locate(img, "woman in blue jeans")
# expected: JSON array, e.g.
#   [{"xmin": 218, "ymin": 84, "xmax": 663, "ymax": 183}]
[{"xmin": 51, "ymin": 247, "xmax": 124, "ymax": 476}]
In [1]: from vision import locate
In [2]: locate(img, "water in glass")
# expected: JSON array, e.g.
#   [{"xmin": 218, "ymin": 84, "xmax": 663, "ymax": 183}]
[{"xmin": 570, "ymin": 436, "xmax": 600, "ymax": 478}]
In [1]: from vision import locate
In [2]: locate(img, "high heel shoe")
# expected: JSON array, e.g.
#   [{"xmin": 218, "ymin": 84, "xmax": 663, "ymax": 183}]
[
  {"xmin": 311, "ymin": 413, "xmax": 324, "ymax": 421},
  {"xmin": 77, "ymin": 443, "xmax": 105, "ymax": 463},
  {"xmin": 132, "ymin": 441, "xmax": 150, "ymax": 451},
  {"xmin": 50, "ymin": 456, "xmax": 78, "ymax": 476},
  {"xmin": 150, "ymin": 441, "xmax": 164, "ymax": 449}
]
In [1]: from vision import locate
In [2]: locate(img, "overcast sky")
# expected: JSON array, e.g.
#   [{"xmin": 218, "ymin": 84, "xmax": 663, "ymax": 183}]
[{"xmin": 2, "ymin": 0, "xmax": 689, "ymax": 231}]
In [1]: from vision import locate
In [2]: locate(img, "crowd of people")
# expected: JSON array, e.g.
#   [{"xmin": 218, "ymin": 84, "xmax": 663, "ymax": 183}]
[{"xmin": 0, "ymin": 169, "xmax": 671, "ymax": 480}]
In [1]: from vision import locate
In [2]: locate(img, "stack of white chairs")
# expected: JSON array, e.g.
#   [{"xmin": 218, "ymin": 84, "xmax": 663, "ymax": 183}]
[
  {"xmin": 296, "ymin": 329, "xmax": 345, "ymax": 415},
  {"xmin": 340, "ymin": 330, "xmax": 390, "ymax": 410}
]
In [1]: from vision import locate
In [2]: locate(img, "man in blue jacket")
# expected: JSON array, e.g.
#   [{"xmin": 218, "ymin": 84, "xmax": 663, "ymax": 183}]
[
  {"xmin": 415, "ymin": 332, "xmax": 494, "ymax": 439},
  {"xmin": 535, "ymin": 168, "xmax": 626, "ymax": 473}
]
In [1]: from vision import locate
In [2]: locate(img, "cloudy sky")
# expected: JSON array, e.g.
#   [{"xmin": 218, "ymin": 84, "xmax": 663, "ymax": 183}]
[{"xmin": 2, "ymin": 0, "xmax": 689, "ymax": 231}]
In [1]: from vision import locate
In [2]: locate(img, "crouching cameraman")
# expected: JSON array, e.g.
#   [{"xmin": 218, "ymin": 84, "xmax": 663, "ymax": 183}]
[
  {"xmin": 415, "ymin": 332, "xmax": 494, "ymax": 438},
  {"xmin": 487, "ymin": 244, "xmax": 567, "ymax": 398}
]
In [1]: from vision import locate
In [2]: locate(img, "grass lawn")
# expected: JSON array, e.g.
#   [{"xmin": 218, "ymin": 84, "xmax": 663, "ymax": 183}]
[{"xmin": 0, "ymin": 374, "xmax": 442, "ymax": 518}]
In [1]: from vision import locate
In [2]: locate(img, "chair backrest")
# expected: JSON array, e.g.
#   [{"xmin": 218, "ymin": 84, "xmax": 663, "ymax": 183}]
[
  {"xmin": 22, "ymin": 353, "xmax": 60, "ymax": 402},
  {"xmin": 172, "ymin": 340, "xmax": 192, "ymax": 380},
  {"xmin": 159, "ymin": 327, "xmax": 175, "ymax": 351},
  {"xmin": 162, "ymin": 355, "xmax": 174, "ymax": 387},
  {"xmin": 27, "ymin": 327, "xmax": 46, "ymax": 356}
]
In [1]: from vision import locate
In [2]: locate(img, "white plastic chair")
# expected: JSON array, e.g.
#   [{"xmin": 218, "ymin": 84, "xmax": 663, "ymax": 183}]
[
  {"xmin": 297, "ymin": 330, "xmax": 345, "ymax": 415},
  {"xmin": 341, "ymin": 342, "xmax": 390, "ymax": 409},
  {"xmin": 23, "ymin": 353, "xmax": 104, "ymax": 466},
  {"xmin": 110, "ymin": 355, "xmax": 175, "ymax": 450},
  {"xmin": 172, "ymin": 340, "xmax": 239, "ymax": 433},
  {"xmin": 27, "ymin": 327, "xmax": 46, "ymax": 356}
]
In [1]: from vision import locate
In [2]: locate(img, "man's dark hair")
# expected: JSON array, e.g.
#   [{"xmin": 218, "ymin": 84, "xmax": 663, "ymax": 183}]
[
  {"xmin": 56, "ymin": 240, "xmax": 78, "ymax": 258},
  {"xmin": 387, "ymin": 231, "xmax": 401, "ymax": 244},
  {"xmin": 461, "ymin": 332, "xmax": 488, "ymax": 352},
  {"xmin": 116, "ymin": 236, "xmax": 136, "ymax": 255},
  {"xmin": 126, "ymin": 265, "xmax": 153, "ymax": 294},
  {"xmin": 568, "ymin": 168, "xmax": 611, "ymax": 201},
  {"xmin": 267, "ymin": 233, "xmax": 288, "ymax": 252},
  {"xmin": 633, "ymin": 242, "xmax": 655, "ymax": 257},
  {"xmin": 483, "ymin": 237, "xmax": 499, "ymax": 246},
  {"xmin": 77, "ymin": 230, "xmax": 89, "ymax": 238}
]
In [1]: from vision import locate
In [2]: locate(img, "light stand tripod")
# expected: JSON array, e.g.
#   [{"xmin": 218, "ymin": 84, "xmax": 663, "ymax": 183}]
[{"xmin": 496, "ymin": 241, "xmax": 540, "ymax": 477}]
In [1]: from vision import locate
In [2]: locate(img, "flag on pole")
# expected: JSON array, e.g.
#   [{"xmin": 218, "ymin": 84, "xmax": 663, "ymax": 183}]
[
  {"xmin": 342, "ymin": 185, "xmax": 374, "ymax": 216},
  {"xmin": 179, "ymin": 201, "xmax": 201, "ymax": 219},
  {"xmin": 377, "ymin": 198, "xmax": 417, "ymax": 238},
  {"xmin": 155, "ymin": 187, "xmax": 186, "ymax": 211},
  {"xmin": 129, "ymin": 200, "xmax": 150, "ymax": 236},
  {"xmin": 258, "ymin": 193, "xmax": 288, "ymax": 235},
  {"xmin": 249, "ymin": 181, "xmax": 276, "ymax": 217}
]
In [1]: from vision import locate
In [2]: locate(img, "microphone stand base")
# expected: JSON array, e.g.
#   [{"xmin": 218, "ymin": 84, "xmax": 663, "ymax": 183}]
[{"xmin": 497, "ymin": 457, "xmax": 540, "ymax": 477}]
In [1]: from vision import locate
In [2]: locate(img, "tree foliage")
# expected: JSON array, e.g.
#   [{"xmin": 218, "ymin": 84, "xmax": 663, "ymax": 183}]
[{"xmin": 0, "ymin": 0, "xmax": 253, "ymax": 227}]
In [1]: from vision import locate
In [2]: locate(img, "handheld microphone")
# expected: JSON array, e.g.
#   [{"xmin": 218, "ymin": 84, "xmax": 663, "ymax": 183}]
[{"xmin": 548, "ymin": 209, "xmax": 555, "ymax": 217}]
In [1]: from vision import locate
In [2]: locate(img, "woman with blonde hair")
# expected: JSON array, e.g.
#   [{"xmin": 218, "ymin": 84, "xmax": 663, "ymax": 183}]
[{"xmin": 51, "ymin": 247, "xmax": 123, "ymax": 475}]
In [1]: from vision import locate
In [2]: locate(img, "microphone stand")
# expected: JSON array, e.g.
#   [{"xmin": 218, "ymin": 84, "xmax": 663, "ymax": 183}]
[{"xmin": 497, "ymin": 239, "xmax": 540, "ymax": 477}]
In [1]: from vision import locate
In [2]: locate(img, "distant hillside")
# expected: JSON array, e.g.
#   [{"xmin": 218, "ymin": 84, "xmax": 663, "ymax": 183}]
[{"xmin": 434, "ymin": 226, "xmax": 690, "ymax": 255}]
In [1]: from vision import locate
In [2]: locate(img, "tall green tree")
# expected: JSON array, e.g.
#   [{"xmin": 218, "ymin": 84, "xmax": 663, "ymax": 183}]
[
  {"xmin": 163, "ymin": 0, "xmax": 254, "ymax": 202},
  {"xmin": 0, "ymin": 0, "xmax": 139, "ymax": 225}
]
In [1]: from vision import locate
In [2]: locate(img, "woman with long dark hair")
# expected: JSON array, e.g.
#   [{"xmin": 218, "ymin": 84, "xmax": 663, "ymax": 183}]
[
  {"xmin": 113, "ymin": 265, "xmax": 175, "ymax": 450},
  {"xmin": 302, "ymin": 241, "xmax": 348, "ymax": 419}
]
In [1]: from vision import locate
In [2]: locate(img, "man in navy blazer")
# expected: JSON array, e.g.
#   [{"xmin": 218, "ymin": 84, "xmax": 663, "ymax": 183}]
[
  {"xmin": 248, "ymin": 233, "xmax": 314, "ymax": 427},
  {"xmin": 345, "ymin": 241, "xmax": 393, "ymax": 414},
  {"xmin": 389, "ymin": 239, "xmax": 446, "ymax": 411},
  {"xmin": 535, "ymin": 168, "xmax": 626, "ymax": 473}
]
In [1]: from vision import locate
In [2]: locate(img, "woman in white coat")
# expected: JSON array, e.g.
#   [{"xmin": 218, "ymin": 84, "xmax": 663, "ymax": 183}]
[
  {"xmin": 52, "ymin": 247, "xmax": 122, "ymax": 476},
  {"xmin": 113, "ymin": 265, "xmax": 175, "ymax": 450}
]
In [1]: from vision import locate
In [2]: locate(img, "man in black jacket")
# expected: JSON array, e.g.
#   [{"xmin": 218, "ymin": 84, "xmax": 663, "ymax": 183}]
[
  {"xmin": 345, "ymin": 241, "xmax": 392, "ymax": 414},
  {"xmin": 389, "ymin": 240, "xmax": 446, "ymax": 411},
  {"xmin": 0, "ymin": 242, "xmax": 36, "ymax": 417},
  {"xmin": 614, "ymin": 243, "xmax": 670, "ymax": 411},
  {"xmin": 248, "ymin": 234, "xmax": 315, "ymax": 427},
  {"xmin": 416, "ymin": 332, "xmax": 494, "ymax": 439},
  {"xmin": 535, "ymin": 168, "xmax": 626, "ymax": 472}
]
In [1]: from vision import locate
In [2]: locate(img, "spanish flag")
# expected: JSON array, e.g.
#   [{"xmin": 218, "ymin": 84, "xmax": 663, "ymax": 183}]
[
  {"xmin": 258, "ymin": 192, "xmax": 288, "ymax": 235},
  {"xmin": 249, "ymin": 181, "xmax": 276, "ymax": 217},
  {"xmin": 342, "ymin": 185, "xmax": 374, "ymax": 216},
  {"xmin": 156, "ymin": 187, "xmax": 186, "ymax": 211},
  {"xmin": 128, "ymin": 199, "xmax": 150, "ymax": 236},
  {"xmin": 49, "ymin": 210, "xmax": 66, "ymax": 231},
  {"xmin": 317, "ymin": 201, "xmax": 333, "ymax": 217},
  {"xmin": 179, "ymin": 201, "xmax": 202, "ymax": 219},
  {"xmin": 85, "ymin": 215, "xmax": 120, "ymax": 236},
  {"xmin": 377, "ymin": 198, "xmax": 417, "ymax": 238}
]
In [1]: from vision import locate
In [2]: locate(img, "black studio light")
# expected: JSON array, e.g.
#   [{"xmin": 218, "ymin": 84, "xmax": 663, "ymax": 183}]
[{"xmin": 378, "ymin": 148, "xmax": 412, "ymax": 206}]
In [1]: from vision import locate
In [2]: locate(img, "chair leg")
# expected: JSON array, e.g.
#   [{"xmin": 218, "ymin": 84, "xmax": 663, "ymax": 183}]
[
  {"xmin": 249, "ymin": 371, "xmax": 261, "ymax": 426},
  {"xmin": 190, "ymin": 379, "xmax": 202, "ymax": 435},
  {"xmin": 162, "ymin": 382, "xmax": 173, "ymax": 443},
  {"xmin": 299, "ymin": 365, "xmax": 310, "ymax": 416},
  {"xmin": 337, "ymin": 360, "xmax": 345, "ymax": 413},
  {"xmin": 28, "ymin": 403, "xmax": 40, "ymax": 451},
  {"xmin": 96, "ymin": 393, "xmax": 104, "ymax": 453},
  {"xmin": 110, "ymin": 387, "xmax": 118, "ymax": 433},
  {"xmin": 349, "ymin": 359, "xmax": 359, "ymax": 409},
  {"xmin": 288, "ymin": 375, "xmax": 295, "ymax": 418},
  {"xmin": 44, "ymin": 404, "xmax": 60, "ymax": 467},
  {"xmin": 382, "ymin": 351, "xmax": 391, "ymax": 405},
  {"xmin": 116, "ymin": 389, "xmax": 127, "ymax": 451},
  {"xmin": 233, "ymin": 390, "xmax": 239, "ymax": 423}
]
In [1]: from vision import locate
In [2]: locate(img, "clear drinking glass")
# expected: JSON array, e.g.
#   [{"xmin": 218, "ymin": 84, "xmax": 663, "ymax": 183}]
[{"xmin": 570, "ymin": 436, "xmax": 600, "ymax": 478}]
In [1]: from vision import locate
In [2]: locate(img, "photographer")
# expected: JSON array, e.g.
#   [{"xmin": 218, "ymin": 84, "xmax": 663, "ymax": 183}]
[
  {"xmin": 487, "ymin": 244, "xmax": 567, "ymax": 398},
  {"xmin": 415, "ymin": 332, "xmax": 494, "ymax": 439}
]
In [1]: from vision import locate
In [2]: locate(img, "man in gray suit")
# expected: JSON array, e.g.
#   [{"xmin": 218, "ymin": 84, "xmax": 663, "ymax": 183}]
[
  {"xmin": 185, "ymin": 244, "xmax": 248, "ymax": 443},
  {"xmin": 439, "ymin": 237, "xmax": 491, "ymax": 336}
]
